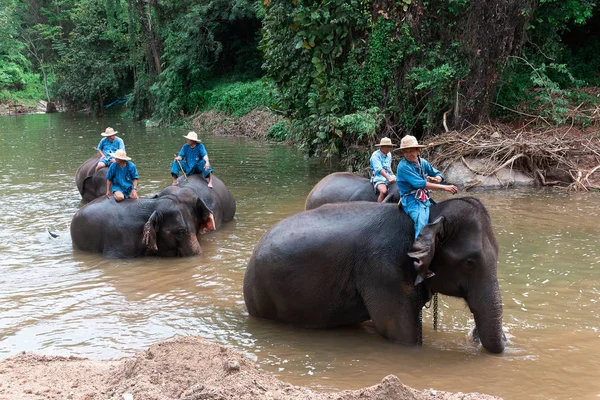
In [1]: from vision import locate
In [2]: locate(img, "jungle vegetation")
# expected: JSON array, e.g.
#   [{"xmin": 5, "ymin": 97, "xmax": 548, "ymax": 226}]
[{"xmin": 2, "ymin": 0, "xmax": 600, "ymax": 156}]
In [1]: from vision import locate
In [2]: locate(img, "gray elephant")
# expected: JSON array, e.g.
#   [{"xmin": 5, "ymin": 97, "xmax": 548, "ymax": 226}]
[
  {"xmin": 75, "ymin": 154, "xmax": 107, "ymax": 203},
  {"xmin": 305, "ymin": 172, "xmax": 400, "ymax": 210},
  {"xmin": 70, "ymin": 194, "xmax": 214, "ymax": 258},
  {"xmin": 158, "ymin": 174, "xmax": 236, "ymax": 230},
  {"xmin": 243, "ymin": 197, "xmax": 505, "ymax": 353}
]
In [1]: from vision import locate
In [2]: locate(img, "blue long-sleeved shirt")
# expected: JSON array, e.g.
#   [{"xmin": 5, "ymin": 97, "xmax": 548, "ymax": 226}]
[
  {"xmin": 370, "ymin": 150, "xmax": 394, "ymax": 185},
  {"xmin": 178, "ymin": 143, "xmax": 208, "ymax": 171},
  {"xmin": 106, "ymin": 161, "xmax": 139, "ymax": 195},
  {"xmin": 97, "ymin": 137, "xmax": 125, "ymax": 159}
]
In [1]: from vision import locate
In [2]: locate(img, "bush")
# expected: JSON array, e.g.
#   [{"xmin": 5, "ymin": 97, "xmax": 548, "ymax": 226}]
[
  {"xmin": 204, "ymin": 80, "xmax": 271, "ymax": 117},
  {"xmin": 267, "ymin": 119, "xmax": 290, "ymax": 142}
]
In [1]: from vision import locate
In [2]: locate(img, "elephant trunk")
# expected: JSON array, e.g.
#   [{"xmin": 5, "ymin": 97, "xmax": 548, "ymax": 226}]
[
  {"xmin": 467, "ymin": 279, "xmax": 505, "ymax": 354},
  {"xmin": 178, "ymin": 235, "xmax": 202, "ymax": 257}
]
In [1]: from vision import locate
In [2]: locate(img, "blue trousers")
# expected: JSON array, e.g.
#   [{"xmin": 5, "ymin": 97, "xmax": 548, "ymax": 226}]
[
  {"xmin": 402, "ymin": 198, "xmax": 430, "ymax": 239},
  {"xmin": 171, "ymin": 160, "xmax": 212, "ymax": 178}
]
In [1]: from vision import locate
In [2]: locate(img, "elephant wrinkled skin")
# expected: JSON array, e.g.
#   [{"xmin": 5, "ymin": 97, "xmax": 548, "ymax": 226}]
[
  {"xmin": 70, "ymin": 195, "xmax": 213, "ymax": 258},
  {"xmin": 75, "ymin": 154, "xmax": 107, "ymax": 203},
  {"xmin": 158, "ymin": 174, "xmax": 236, "ymax": 231},
  {"xmin": 244, "ymin": 197, "xmax": 505, "ymax": 353},
  {"xmin": 305, "ymin": 172, "xmax": 399, "ymax": 210}
]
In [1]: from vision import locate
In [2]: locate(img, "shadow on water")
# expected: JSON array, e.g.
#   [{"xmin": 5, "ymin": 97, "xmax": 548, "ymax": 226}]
[{"xmin": 0, "ymin": 113, "xmax": 599, "ymax": 399}]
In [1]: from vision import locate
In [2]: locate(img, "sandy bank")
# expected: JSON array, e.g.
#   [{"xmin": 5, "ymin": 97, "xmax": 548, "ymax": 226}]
[{"xmin": 0, "ymin": 336, "xmax": 501, "ymax": 400}]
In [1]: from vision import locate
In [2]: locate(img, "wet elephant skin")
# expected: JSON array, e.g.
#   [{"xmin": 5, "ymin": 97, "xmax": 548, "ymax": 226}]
[
  {"xmin": 70, "ymin": 195, "xmax": 213, "ymax": 258},
  {"xmin": 159, "ymin": 174, "xmax": 236, "ymax": 230},
  {"xmin": 305, "ymin": 172, "xmax": 399, "ymax": 210},
  {"xmin": 244, "ymin": 198, "xmax": 505, "ymax": 354},
  {"xmin": 75, "ymin": 154, "xmax": 107, "ymax": 204}
]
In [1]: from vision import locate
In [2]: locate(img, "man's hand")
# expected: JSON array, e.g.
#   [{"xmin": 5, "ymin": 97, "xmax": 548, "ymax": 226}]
[
  {"xmin": 106, "ymin": 191, "xmax": 111, "ymax": 198},
  {"xmin": 130, "ymin": 189, "xmax": 139, "ymax": 199},
  {"xmin": 388, "ymin": 176, "xmax": 397, "ymax": 184},
  {"xmin": 204, "ymin": 162, "xmax": 210, "ymax": 170},
  {"xmin": 444, "ymin": 184, "xmax": 459, "ymax": 194},
  {"xmin": 174, "ymin": 156, "xmax": 182, "ymax": 161}
]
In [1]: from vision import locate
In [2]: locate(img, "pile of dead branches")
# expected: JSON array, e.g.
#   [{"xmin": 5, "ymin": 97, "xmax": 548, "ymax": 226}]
[{"xmin": 421, "ymin": 124, "xmax": 600, "ymax": 191}]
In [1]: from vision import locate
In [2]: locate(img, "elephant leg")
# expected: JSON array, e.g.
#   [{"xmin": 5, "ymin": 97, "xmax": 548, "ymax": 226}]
[{"xmin": 363, "ymin": 282, "xmax": 421, "ymax": 345}]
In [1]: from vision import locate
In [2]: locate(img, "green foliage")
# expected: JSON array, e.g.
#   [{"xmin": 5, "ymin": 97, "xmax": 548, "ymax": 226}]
[
  {"xmin": 146, "ymin": 0, "xmax": 263, "ymax": 122},
  {"xmin": 49, "ymin": 0, "xmax": 130, "ymax": 113},
  {"xmin": 267, "ymin": 119, "xmax": 290, "ymax": 142},
  {"xmin": 204, "ymin": 80, "xmax": 271, "ymax": 117}
]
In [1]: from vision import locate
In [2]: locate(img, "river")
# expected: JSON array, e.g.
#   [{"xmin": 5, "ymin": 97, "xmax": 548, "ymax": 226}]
[{"xmin": 0, "ymin": 113, "xmax": 599, "ymax": 399}]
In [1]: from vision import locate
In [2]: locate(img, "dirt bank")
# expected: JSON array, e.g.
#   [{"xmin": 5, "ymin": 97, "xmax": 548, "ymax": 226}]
[{"xmin": 0, "ymin": 336, "xmax": 501, "ymax": 400}]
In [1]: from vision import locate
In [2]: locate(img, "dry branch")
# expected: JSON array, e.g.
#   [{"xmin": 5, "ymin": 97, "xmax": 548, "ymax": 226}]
[{"xmin": 422, "ymin": 124, "xmax": 600, "ymax": 191}]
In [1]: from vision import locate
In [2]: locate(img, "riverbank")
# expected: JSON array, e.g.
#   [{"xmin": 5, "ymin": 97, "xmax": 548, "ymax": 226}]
[
  {"xmin": 0, "ymin": 100, "xmax": 59, "ymax": 116},
  {"xmin": 191, "ymin": 110, "xmax": 600, "ymax": 191},
  {"xmin": 0, "ymin": 336, "xmax": 501, "ymax": 400}
]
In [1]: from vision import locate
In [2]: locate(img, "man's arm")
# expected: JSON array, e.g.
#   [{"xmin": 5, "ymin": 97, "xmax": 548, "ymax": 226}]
[{"xmin": 106, "ymin": 179, "xmax": 112, "ymax": 198}]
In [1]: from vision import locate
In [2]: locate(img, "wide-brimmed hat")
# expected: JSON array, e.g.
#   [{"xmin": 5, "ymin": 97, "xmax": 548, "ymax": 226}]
[
  {"xmin": 101, "ymin": 127, "xmax": 118, "ymax": 137},
  {"xmin": 183, "ymin": 131, "xmax": 202, "ymax": 142},
  {"xmin": 399, "ymin": 135, "xmax": 427, "ymax": 150},
  {"xmin": 375, "ymin": 137, "xmax": 395, "ymax": 147},
  {"xmin": 111, "ymin": 149, "xmax": 131, "ymax": 161}
]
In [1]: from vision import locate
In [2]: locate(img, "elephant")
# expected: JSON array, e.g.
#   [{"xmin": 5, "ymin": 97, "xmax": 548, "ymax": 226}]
[
  {"xmin": 243, "ymin": 197, "xmax": 505, "ymax": 354},
  {"xmin": 305, "ymin": 172, "xmax": 400, "ymax": 210},
  {"xmin": 75, "ymin": 154, "xmax": 107, "ymax": 203},
  {"xmin": 70, "ymin": 194, "xmax": 214, "ymax": 258},
  {"xmin": 158, "ymin": 174, "xmax": 236, "ymax": 230}
]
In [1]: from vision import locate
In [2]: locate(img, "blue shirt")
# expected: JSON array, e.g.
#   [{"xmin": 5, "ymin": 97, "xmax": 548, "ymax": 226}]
[
  {"xmin": 106, "ymin": 161, "xmax": 139, "ymax": 194},
  {"xmin": 178, "ymin": 143, "xmax": 208, "ymax": 170},
  {"xmin": 370, "ymin": 150, "xmax": 394, "ymax": 185},
  {"xmin": 97, "ymin": 137, "xmax": 125, "ymax": 159},
  {"xmin": 396, "ymin": 157, "xmax": 443, "ymax": 202}
]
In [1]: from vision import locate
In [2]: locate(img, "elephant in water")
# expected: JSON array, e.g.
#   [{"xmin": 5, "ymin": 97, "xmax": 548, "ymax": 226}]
[
  {"xmin": 158, "ymin": 174, "xmax": 236, "ymax": 230},
  {"xmin": 75, "ymin": 154, "xmax": 107, "ymax": 203},
  {"xmin": 243, "ymin": 197, "xmax": 505, "ymax": 353},
  {"xmin": 305, "ymin": 172, "xmax": 400, "ymax": 210},
  {"xmin": 70, "ymin": 194, "xmax": 214, "ymax": 258}
]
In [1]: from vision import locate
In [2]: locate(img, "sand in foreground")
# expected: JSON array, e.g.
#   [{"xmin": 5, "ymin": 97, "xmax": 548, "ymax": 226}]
[{"xmin": 0, "ymin": 336, "xmax": 501, "ymax": 400}]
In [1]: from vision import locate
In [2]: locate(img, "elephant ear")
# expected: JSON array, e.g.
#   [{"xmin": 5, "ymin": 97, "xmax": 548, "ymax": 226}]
[
  {"xmin": 407, "ymin": 216, "xmax": 445, "ymax": 274},
  {"xmin": 142, "ymin": 210, "xmax": 163, "ymax": 252},
  {"xmin": 196, "ymin": 198, "xmax": 216, "ymax": 233}
]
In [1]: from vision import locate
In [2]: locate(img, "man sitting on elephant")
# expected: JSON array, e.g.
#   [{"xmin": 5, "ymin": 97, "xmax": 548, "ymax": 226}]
[
  {"xmin": 396, "ymin": 135, "xmax": 458, "ymax": 281},
  {"xmin": 370, "ymin": 137, "xmax": 397, "ymax": 203},
  {"xmin": 96, "ymin": 127, "xmax": 125, "ymax": 172},
  {"xmin": 106, "ymin": 149, "xmax": 139, "ymax": 202},
  {"xmin": 171, "ymin": 131, "xmax": 213, "ymax": 188}
]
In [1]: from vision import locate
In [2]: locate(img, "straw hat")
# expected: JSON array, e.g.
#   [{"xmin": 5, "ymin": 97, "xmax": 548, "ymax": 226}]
[
  {"xmin": 183, "ymin": 131, "xmax": 202, "ymax": 142},
  {"xmin": 101, "ymin": 127, "xmax": 118, "ymax": 137},
  {"xmin": 399, "ymin": 135, "xmax": 427, "ymax": 150},
  {"xmin": 111, "ymin": 149, "xmax": 131, "ymax": 161},
  {"xmin": 375, "ymin": 137, "xmax": 395, "ymax": 147}
]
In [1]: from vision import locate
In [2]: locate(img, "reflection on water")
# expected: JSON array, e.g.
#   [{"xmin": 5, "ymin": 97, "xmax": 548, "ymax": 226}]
[{"xmin": 0, "ymin": 113, "xmax": 599, "ymax": 399}]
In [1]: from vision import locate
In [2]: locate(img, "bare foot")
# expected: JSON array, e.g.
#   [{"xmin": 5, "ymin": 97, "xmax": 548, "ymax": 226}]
[
  {"xmin": 208, "ymin": 183, "xmax": 213, "ymax": 188},
  {"xmin": 172, "ymin": 181, "xmax": 179, "ymax": 186}
]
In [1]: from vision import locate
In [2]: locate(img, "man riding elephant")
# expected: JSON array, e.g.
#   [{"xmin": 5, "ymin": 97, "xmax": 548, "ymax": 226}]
[
  {"xmin": 370, "ymin": 137, "xmax": 397, "ymax": 203},
  {"xmin": 106, "ymin": 149, "xmax": 139, "ymax": 202},
  {"xmin": 96, "ymin": 127, "xmax": 125, "ymax": 172},
  {"xmin": 171, "ymin": 131, "xmax": 213, "ymax": 188}
]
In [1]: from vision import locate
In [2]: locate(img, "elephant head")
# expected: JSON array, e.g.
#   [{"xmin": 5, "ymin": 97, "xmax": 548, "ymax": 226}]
[
  {"xmin": 141, "ymin": 196, "xmax": 203, "ymax": 257},
  {"xmin": 408, "ymin": 198, "xmax": 505, "ymax": 353}
]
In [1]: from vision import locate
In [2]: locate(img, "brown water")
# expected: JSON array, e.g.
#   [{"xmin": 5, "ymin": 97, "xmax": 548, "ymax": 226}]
[{"xmin": 0, "ymin": 113, "xmax": 599, "ymax": 399}]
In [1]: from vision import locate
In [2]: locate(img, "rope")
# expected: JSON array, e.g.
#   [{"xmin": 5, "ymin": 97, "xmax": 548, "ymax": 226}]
[{"xmin": 433, "ymin": 293, "xmax": 438, "ymax": 331}]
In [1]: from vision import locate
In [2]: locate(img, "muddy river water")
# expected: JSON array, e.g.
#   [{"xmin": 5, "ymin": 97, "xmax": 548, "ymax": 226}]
[{"xmin": 0, "ymin": 113, "xmax": 599, "ymax": 399}]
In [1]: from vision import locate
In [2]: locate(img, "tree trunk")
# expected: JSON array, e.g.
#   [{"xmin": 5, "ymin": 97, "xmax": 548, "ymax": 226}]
[
  {"xmin": 454, "ymin": 0, "xmax": 536, "ymax": 127},
  {"xmin": 96, "ymin": 90, "xmax": 105, "ymax": 116}
]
